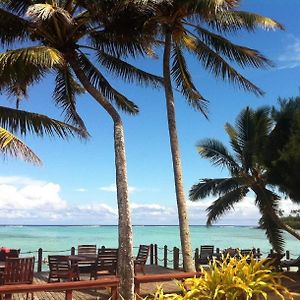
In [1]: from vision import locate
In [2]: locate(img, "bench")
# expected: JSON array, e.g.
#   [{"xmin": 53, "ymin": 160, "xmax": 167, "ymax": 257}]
[{"xmin": 134, "ymin": 271, "xmax": 201, "ymax": 295}]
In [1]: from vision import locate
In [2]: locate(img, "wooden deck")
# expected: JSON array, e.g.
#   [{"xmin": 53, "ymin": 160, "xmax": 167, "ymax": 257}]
[
  {"xmin": 5, "ymin": 266, "xmax": 300, "ymax": 300},
  {"xmin": 7, "ymin": 265, "xmax": 183, "ymax": 300}
]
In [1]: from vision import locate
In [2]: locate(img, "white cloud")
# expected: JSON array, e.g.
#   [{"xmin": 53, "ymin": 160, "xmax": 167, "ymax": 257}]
[
  {"xmin": 1, "ymin": 176, "xmax": 299, "ymax": 225},
  {"xmin": 278, "ymin": 35, "xmax": 300, "ymax": 69},
  {"xmin": 99, "ymin": 184, "xmax": 138, "ymax": 193}
]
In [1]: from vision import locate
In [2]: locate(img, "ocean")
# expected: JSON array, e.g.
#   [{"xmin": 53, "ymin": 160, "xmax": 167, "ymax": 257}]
[{"xmin": 0, "ymin": 225, "xmax": 299, "ymax": 259}]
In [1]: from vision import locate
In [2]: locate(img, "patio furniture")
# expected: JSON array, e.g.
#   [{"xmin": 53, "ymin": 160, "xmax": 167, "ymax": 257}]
[
  {"xmin": 77, "ymin": 245, "xmax": 97, "ymax": 272},
  {"xmin": 48, "ymin": 255, "xmax": 80, "ymax": 283},
  {"xmin": 90, "ymin": 248, "xmax": 118, "ymax": 279},
  {"xmin": 134, "ymin": 245, "xmax": 150, "ymax": 274},
  {"xmin": 0, "ymin": 257, "xmax": 35, "ymax": 300},
  {"xmin": 280, "ymin": 255, "xmax": 300, "ymax": 272},
  {"xmin": 265, "ymin": 253, "xmax": 285, "ymax": 271},
  {"xmin": 0, "ymin": 249, "xmax": 20, "ymax": 262},
  {"xmin": 197, "ymin": 245, "xmax": 214, "ymax": 265}
]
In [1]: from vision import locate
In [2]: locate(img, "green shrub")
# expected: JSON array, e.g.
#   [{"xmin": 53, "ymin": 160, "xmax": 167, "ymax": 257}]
[{"xmin": 153, "ymin": 255, "xmax": 292, "ymax": 299}]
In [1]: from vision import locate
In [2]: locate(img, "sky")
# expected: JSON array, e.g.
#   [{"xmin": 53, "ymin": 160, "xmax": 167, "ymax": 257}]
[{"xmin": 0, "ymin": 0, "xmax": 300, "ymax": 225}]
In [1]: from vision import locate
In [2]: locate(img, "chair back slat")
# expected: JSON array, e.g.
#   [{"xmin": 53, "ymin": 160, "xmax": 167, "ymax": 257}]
[
  {"xmin": 3, "ymin": 257, "xmax": 35, "ymax": 285},
  {"xmin": 200, "ymin": 245, "xmax": 214, "ymax": 258},
  {"xmin": 136, "ymin": 245, "xmax": 150, "ymax": 262},
  {"xmin": 78, "ymin": 245, "xmax": 97, "ymax": 256}
]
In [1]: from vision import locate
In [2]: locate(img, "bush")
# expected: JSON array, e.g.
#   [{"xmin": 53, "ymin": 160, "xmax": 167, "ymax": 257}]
[{"xmin": 153, "ymin": 254, "xmax": 292, "ymax": 299}]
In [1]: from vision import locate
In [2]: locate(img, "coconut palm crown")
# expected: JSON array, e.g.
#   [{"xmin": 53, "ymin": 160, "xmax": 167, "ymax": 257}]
[
  {"xmin": 189, "ymin": 107, "xmax": 300, "ymax": 253},
  {"xmin": 144, "ymin": 0, "xmax": 283, "ymax": 270}
]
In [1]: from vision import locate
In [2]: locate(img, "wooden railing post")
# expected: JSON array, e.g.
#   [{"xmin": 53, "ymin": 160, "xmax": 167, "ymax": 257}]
[
  {"xmin": 194, "ymin": 248, "xmax": 199, "ymax": 269},
  {"xmin": 154, "ymin": 244, "xmax": 158, "ymax": 265},
  {"xmin": 173, "ymin": 247, "xmax": 179, "ymax": 270},
  {"xmin": 150, "ymin": 244, "xmax": 154, "ymax": 265},
  {"xmin": 37, "ymin": 248, "xmax": 43, "ymax": 272},
  {"xmin": 164, "ymin": 245, "xmax": 168, "ymax": 268},
  {"xmin": 65, "ymin": 290, "xmax": 72, "ymax": 300},
  {"xmin": 286, "ymin": 250, "xmax": 290, "ymax": 260},
  {"xmin": 71, "ymin": 247, "xmax": 75, "ymax": 255}
]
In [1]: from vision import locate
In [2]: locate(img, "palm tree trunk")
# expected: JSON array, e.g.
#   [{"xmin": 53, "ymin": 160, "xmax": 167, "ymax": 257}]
[
  {"xmin": 163, "ymin": 29, "xmax": 195, "ymax": 272},
  {"xmin": 69, "ymin": 53, "xmax": 134, "ymax": 299}
]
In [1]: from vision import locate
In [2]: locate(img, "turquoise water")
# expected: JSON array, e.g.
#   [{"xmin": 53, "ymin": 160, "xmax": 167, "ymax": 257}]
[{"xmin": 0, "ymin": 225, "xmax": 299, "ymax": 258}]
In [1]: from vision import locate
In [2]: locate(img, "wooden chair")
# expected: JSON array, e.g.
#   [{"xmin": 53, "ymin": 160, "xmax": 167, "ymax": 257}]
[
  {"xmin": 77, "ymin": 245, "xmax": 97, "ymax": 272},
  {"xmin": 280, "ymin": 255, "xmax": 300, "ymax": 271},
  {"xmin": 48, "ymin": 255, "xmax": 80, "ymax": 283},
  {"xmin": 198, "ymin": 245, "xmax": 214, "ymax": 265},
  {"xmin": 0, "ymin": 257, "xmax": 35, "ymax": 300},
  {"xmin": 0, "ymin": 249, "xmax": 20, "ymax": 262},
  {"xmin": 90, "ymin": 248, "xmax": 118, "ymax": 279},
  {"xmin": 134, "ymin": 245, "xmax": 150, "ymax": 274}
]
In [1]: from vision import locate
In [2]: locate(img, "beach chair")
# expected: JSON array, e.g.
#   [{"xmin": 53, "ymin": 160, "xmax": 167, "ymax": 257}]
[
  {"xmin": 0, "ymin": 257, "xmax": 35, "ymax": 300},
  {"xmin": 197, "ymin": 245, "xmax": 214, "ymax": 265},
  {"xmin": 0, "ymin": 249, "xmax": 20, "ymax": 262},
  {"xmin": 90, "ymin": 248, "xmax": 118, "ymax": 279},
  {"xmin": 77, "ymin": 245, "xmax": 97, "ymax": 272},
  {"xmin": 134, "ymin": 245, "xmax": 150, "ymax": 274},
  {"xmin": 280, "ymin": 256, "xmax": 300, "ymax": 272},
  {"xmin": 48, "ymin": 255, "xmax": 80, "ymax": 282}
]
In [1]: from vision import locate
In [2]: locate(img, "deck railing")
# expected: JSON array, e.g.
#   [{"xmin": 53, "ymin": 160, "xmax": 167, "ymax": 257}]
[{"xmin": 21, "ymin": 244, "xmax": 295, "ymax": 272}]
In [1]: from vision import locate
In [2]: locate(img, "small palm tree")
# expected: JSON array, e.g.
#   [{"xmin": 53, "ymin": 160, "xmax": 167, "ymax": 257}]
[
  {"xmin": 146, "ymin": 0, "xmax": 283, "ymax": 270},
  {"xmin": 0, "ymin": 105, "xmax": 87, "ymax": 164},
  {"xmin": 189, "ymin": 107, "xmax": 300, "ymax": 253},
  {"xmin": 0, "ymin": 2, "xmax": 161, "ymax": 297}
]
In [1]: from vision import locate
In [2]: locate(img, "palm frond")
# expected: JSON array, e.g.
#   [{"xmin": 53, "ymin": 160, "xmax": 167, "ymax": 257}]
[
  {"xmin": 0, "ymin": 106, "xmax": 89, "ymax": 139},
  {"xmin": 258, "ymin": 214, "xmax": 285, "ymax": 254},
  {"xmin": 171, "ymin": 44, "xmax": 208, "ymax": 117},
  {"xmin": 26, "ymin": 3, "xmax": 73, "ymax": 24},
  {"xmin": 0, "ymin": 46, "xmax": 64, "ymax": 91},
  {"xmin": 207, "ymin": 10, "xmax": 284, "ymax": 33},
  {"xmin": 191, "ymin": 25, "xmax": 272, "ymax": 68},
  {"xmin": 197, "ymin": 138, "xmax": 240, "ymax": 172},
  {"xmin": 78, "ymin": 53, "xmax": 139, "ymax": 115},
  {"xmin": 189, "ymin": 37, "xmax": 264, "ymax": 96},
  {"xmin": 206, "ymin": 187, "xmax": 248, "ymax": 225},
  {"xmin": 0, "ymin": 127, "xmax": 41, "ymax": 165},
  {"xmin": 189, "ymin": 177, "xmax": 244, "ymax": 200},
  {"xmin": 0, "ymin": 7, "xmax": 30, "ymax": 46},
  {"xmin": 96, "ymin": 50, "xmax": 163, "ymax": 88},
  {"xmin": 53, "ymin": 67, "xmax": 87, "ymax": 130},
  {"xmin": 0, "ymin": 0, "xmax": 33, "ymax": 15}
]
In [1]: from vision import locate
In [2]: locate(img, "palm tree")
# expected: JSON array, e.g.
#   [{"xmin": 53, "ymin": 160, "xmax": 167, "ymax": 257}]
[
  {"xmin": 0, "ymin": 1, "xmax": 161, "ymax": 297},
  {"xmin": 0, "ymin": 105, "xmax": 87, "ymax": 164},
  {"xmin": 146, "ymin": 0, "xmax": 283, "ymax": 270},
  {"xmin": 189, "ymin": 107, "xmax": 300, "ymax": 253}
]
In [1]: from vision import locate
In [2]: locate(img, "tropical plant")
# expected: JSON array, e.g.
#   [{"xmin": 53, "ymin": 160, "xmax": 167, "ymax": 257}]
[
  {"xmin": 145, "ymin": 0, "xmax": 283, "ymax": 271},
  {"xmin": 153, "ymin": 254, "xmax": 292, "ymax": 300},
  {"xmin": 265, "ymin": 96, "xmax": 300, "ymax": 201},
  {"xmin": 189, "ymin": 107, "xmax": 300, "ymax": 253},
  {"xmin": 0, "ymin": 105, "xmax": 87, "ymax": 164},
  {"xmin": 0, "ymin": 1, "xmax": 161, "ymax": 297}
]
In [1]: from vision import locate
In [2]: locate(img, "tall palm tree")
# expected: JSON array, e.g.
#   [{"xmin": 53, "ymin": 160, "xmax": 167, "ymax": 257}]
[
  {"xmin": 0, "ymin": 105, "xmax": 87, "ymax": 164},
  {"xmin": 146, "ymin": 0, "xmax": 283, "ymax": 270},
  {"xmin": 189, "ymin": 107, "xmax": 300, "ymax": 253},
  {"xmin": 0, "ymin": 1, "xmax": 161, "ymax": 297}
]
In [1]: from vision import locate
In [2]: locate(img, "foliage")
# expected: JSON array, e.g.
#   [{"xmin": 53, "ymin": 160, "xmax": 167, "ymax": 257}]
[
  {"xmin": 265, "ymin": 97, "xmax": 300, "ymax": 202},
  {"xmin": 189, "ymin": 106, "xmax": 300, "ymax": 253},
  {"xmin": 153, "ymin": 255, "xmax": 292, "ymax": 300},
  {"xmin": 280, "ymin": 216, "xmax": 300, "ymax": 229}
]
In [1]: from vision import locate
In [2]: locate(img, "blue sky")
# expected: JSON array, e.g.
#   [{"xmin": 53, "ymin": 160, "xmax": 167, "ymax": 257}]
[{"xmin": 0, "ymin": 0, "xmax": 300, "ymax": 225}]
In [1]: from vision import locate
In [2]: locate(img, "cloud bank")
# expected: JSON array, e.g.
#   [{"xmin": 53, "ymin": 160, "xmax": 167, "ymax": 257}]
[{"xmin": 0, "ymin": 176, "xmax": 298, "ymax": 225}]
